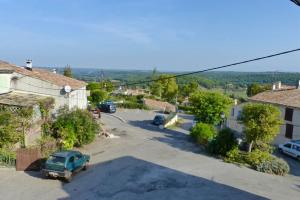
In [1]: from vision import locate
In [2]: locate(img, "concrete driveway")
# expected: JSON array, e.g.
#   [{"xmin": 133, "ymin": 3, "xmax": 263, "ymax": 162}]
[{"xmin": 0, "ymin": 109, "xmax": 299, "ymax": 200}]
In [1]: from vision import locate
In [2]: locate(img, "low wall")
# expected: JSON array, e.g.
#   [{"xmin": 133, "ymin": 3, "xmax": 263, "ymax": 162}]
[{"xmin": 164, "ymin": 113, "xmax": 178, "ymax": 128}]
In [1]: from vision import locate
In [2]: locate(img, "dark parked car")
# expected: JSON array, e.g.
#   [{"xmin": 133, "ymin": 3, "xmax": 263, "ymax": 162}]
[
  {"xmin": 153, "ymin": 115, "xmax": 165, "ymax": 126},
  {"xmin": 97, "ymin": 101, "xmax": 116, "ymax": 113},
  {"xmin": 43, "ymin": 150, "xmax": 90, "ymax": 182}
]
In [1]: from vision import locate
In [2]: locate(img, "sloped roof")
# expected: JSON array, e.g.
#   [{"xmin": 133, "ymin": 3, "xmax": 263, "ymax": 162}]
[
  {"xmin": 0, "ymin": 60, "xmax": 14, "ymax": 73},
  {"xmin": 0, "ymin": 60, "xmax": 86, "ymax": 89},
  {"xmin": 0, "ymin": 92, "xmax": 48, "ymax": 107},
  {"xmin": 250, "ymin": 88, "xmax": 300, "ymax": 108},
  {"xmin": 144, "ymin": 98, "xmax": 176, "ymax": 112}
]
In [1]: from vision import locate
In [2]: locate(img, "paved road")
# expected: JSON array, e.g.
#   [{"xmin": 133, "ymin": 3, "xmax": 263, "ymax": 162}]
[{"xmin": 0, "ymin": 109, "xmax": 299, "ymax": 200}]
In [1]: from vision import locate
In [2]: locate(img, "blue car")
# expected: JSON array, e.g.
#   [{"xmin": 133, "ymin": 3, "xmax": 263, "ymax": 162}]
[
  {"xmin": 153, "ymin": 115, "xmax": 165, "ymax": 126},
  {"xmin": 43, "ymin": 150, "xmax": 90, "ymax": 182},
  {"xmin": 97, "ymin": 101, "xmax": 116, "ymax": 113}
]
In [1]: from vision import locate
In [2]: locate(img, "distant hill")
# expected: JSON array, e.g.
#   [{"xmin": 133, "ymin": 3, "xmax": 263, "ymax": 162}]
[{"xmin": 48, "ymin": 67, "xmax": 300, "ymax": 88}]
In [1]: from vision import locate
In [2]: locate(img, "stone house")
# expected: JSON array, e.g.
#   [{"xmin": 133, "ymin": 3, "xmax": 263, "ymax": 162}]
[
  {"xmin": 228, "ymin": 82, "xmax": 300, "ymax": 145},
  {"xmin": 0, "ymin": 60, "xmax": 88, "ymax": 146},
  {"xmin": 0, "ymin": 60, "xmax": 88, "ymax": 111}
]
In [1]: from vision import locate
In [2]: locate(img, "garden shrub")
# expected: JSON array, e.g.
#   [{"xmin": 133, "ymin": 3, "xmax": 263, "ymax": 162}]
[
  {"xmin": 245, "ymin": 149, "xmax": 272, "ymax": 167},
  {"xmin": 37, "ymin": 135, "xmax": 57, "ymax": 158},
  {"xmin": 208, "ymin": 128, "xmax": 237, "ymax": 156},
  {"xmin": 118, "ymin": 101, "xmax": 148, "ymax": 109},
  {"xmin": 0, "ymin": 148, "xmax": 16, "ymax": 167},
  {"xmin": 190, "ymin": 122, "xmax": 216, "ymax": 146},
  {"xmin": 52, "ymin": 109, "xmax": 100, "ymax": 149},
  {"xmin": 224, "ymin": 147, "xmax": 245, "ymax": 164},
  {"xmin": 256, "ymin": 157, "xmax": 290, "ymax": 176}
]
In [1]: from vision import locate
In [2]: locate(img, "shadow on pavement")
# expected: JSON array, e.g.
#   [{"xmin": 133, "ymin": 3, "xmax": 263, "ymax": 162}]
[
  {"xmin": 57, "ymin": 156, "xmax": 268, "ymax": 200},
  {"xmin": 274, "ymin": 150, "xmax": 300, "ymax": 177},
  {"xmin": 128, "ymin": 120, "xmax": 206, "ymax": 154}
]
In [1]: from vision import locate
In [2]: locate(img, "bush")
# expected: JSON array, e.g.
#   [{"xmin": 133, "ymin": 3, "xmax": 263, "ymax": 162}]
[
  {"xmin": 256, "ymin": 157, "xmax": 290, "ymax": 176},
  {"xmin": 0, "ymin": 148, "xmax": 16, "ymax": 167},
  {"xmin": 245, "ymin": 149, "xmax": 272, "ymax": 167},
  {"xmin": 37, "ymin": 135, "xmax": 57, "ymax": 158},
  {"xmin": 118, "ymin": 101, "xmax": 148, "ymax": 109},
  {"xmin": 52, "ymin": 109, "xmax": 100, "ymax": 149},
  {"xmin": 208, "ymin": 128, "xmax": 237, "ymax": 156},
  {"xmin": 224, "ymin": 147, "xmax": 245, "ymax": 164},
  {"xmin": 190, "ymin": 123, "xmax": 216, "ymax": 146}
]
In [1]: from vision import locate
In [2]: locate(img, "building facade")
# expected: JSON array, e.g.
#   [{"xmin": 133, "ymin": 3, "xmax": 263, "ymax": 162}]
[
  {"xmin": 0, "ymin": 60, "xmax": 88, "ymax": 111},
  {"xmin": 228, "ymin": 82, "xmax": 300, "ymax": 145}
]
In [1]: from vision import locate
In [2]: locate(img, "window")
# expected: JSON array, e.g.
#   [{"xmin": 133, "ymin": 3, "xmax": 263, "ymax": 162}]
[
  {"xmin": 284, "ymin": 143, "xmax": 291, "ymax": 148},
  {"xmin": 237, "ymin": 111, "xmax": 242, "ymax": 120},
  {"xmin": 231, "ymin": 108, "xmax": 235, "ymax": 117},
  {"xmin": 69, "ymin": 156, "xmax": 74, "ymax": 163},
  {"xmin": 75, "ymin": 154, "xmax": 82, "ymax": 160},
  {"xmin": 285, "ymin": 124, "xmax": 293, "ymax": 139},
  {"xmin": 285, "ymin": 108, "xmax": 294, "ymax": 122}
]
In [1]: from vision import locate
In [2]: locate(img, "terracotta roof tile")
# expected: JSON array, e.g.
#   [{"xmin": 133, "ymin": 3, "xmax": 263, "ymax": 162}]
[
  {"xmin": 250, "ymin": 88, "xmax": 300, "ymax": 108},
  {"xmin": 0, "ymin": 61, "xmax": 86, "ymax": 89},
  {"xmin": 144, "ymin": 98, "xmax": 176, "ymax": 112}
]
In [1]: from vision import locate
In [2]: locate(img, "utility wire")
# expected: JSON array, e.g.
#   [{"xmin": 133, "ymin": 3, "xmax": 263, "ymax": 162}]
[
  {"xmin": 2, "ymin": 48, "xmax": 300, "ymax": 91},
  {"xmin": 121, "ymin": 48, "xmax": 300, "ymax": 87}
]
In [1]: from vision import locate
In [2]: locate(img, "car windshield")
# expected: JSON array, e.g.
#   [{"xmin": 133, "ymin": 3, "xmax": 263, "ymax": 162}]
[
  {"xmin": 47, "ymin": 156, "xmax": 65, "ymax": 165},
  {"xmin": 155, "ymin": 116, "xmax": 164, "ymax": 120}
]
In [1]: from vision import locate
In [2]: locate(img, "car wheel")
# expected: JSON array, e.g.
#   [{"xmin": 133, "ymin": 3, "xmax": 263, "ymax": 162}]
[
  {"xmin": 64, "ymin": 171, "xmax": 72, "ymax": 183},
  {"xmin": 44, "ymin": 172, "xmax": 49, "ymax": 179},
  {"xmin": 83, "ymin": 162, "xmax": 89, "ymax": 170}
]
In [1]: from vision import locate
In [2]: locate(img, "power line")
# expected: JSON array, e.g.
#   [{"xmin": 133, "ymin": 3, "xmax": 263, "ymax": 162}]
[
  {"xmin": 2, "ymin": 48, "xmax": 300, "ymax": 91},
  {"xmin": 121, "ymin": 48, "xmax": 300, "ymax": 87}
]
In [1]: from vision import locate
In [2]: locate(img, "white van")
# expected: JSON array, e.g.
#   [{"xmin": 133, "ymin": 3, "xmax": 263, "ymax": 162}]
[{"xmin": 278, "ymin": 140, "xmax": 300, "ymax": 160}]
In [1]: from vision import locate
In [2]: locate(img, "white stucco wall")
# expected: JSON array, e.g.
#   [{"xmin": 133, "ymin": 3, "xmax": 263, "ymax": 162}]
[
  {"xmin": 0, "ymin": 73, "xmax": 12, "ymax": 94},
  {"xmin": 10, "ymin": 72, "xmax": 87, "ymax": 111},
  {"xmin": 228, "ymin": 103, "xmax": 300, "ymax": 145}
]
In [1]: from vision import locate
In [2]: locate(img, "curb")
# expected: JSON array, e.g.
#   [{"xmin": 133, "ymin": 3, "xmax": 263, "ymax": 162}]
[{"xmin": 102, "ymin": 113, "xmax": 127, "ymax": 123}]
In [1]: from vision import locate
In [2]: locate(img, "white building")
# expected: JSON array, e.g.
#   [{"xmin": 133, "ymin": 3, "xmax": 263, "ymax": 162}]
[
  {"xmin": 228, "ymin": 82, "xmax": 300, "ymax": 145},
  {"xmin": 0, "ymin": 60, "xmax": 88, "ymax": 111}
]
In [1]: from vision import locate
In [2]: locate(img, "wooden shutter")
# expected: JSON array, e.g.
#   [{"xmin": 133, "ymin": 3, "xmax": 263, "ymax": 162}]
[
  {"xmin": 285, "ymin": 108, "xmax": 294, "ymax": 122},
  {"xmin": 285, "ymin": 124, "xmax": 294, "ymax": 139}
]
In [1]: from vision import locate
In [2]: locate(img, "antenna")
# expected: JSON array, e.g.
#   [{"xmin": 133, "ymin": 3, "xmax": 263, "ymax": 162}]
[{"xmin": 64, "ymin": 85, "xmax": 72, "ymax": 93}]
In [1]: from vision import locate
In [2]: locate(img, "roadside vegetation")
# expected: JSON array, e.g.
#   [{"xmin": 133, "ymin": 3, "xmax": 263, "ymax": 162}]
[
  {"xmin": 189, "ymin": 91, "xmax": 289, "ymax": 176},
  {"xmin": 0, "ymin": 97, "xmax": 100, "ymax": 167}
]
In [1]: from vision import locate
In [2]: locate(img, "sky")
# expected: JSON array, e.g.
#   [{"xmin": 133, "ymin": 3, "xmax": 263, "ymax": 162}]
[{"xmin": 0, "ymin": 0, "xmax": 299, "ymax": 72}]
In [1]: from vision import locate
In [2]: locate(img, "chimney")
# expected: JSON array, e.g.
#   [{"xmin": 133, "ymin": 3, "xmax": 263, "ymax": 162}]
[
  {"xmin": 272, "ymin": 84, "xmax": 276, "ymax": 91},
  {"xmin": 277, "ymin": 81, "xmax": 281, "ymax": 90},
  {"xmin": 52, "ymin": 69, "xmax": 57, "ymax": 74},
  {"xmin": 25, "ymin": 59, "xmax": 32, "ymax": 71}
]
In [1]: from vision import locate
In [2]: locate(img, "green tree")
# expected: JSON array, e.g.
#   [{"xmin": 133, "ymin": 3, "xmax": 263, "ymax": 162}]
[
  {"xmin": 63, "ymin": 65, "xmax": 73, "ymax": 78},
  {"xmin": 190, "ymin": 91, "xmax": 233, "ymax": 125},
  {"xmin": 158, "ymin": 74, "xmax": 178, "ymax": 102},
  {"xmin": 99, "ymin": 80, "xmax": 114, "ymax": 93},
  {"xmin": 90, "ymin": 89, "xmax": 108, "ymax": 103},
  {"xmin": 87, "ymin": 82, "xmax": 100, "ymax": 91},
  {"xmin": 182, "ymin": 81, "xmax": 198, "ymax": 97},
  {"xmin": 247, "ymin": 83, "xmax": 271, "ymax": 97},
  {"xmin": 150, "ymin": 81, "xmax": 162, "ymax": 97},
  {"xmin": 241, "ymin": 103, "xmax": 282, "ymax": 152}
]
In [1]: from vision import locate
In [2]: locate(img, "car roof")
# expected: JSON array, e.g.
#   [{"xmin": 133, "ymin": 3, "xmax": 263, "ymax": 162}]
[
  {"xmin": 291, "ymin": 140, "xmax": 300, "ymax": 145},
  {"xmin": 52, "ymin": 150, "xmax": 80, "ymax": 158}
]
